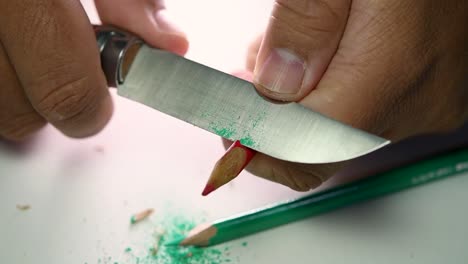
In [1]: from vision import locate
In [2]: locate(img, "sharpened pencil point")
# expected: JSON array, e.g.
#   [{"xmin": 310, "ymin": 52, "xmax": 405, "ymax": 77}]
[
  {"xmin": 202, "ymin": 183, "xmax": 216, "ymax": 196},
  {"xmin": 201, "ymin": 141, "xmax": 257, "ymax": 196}
]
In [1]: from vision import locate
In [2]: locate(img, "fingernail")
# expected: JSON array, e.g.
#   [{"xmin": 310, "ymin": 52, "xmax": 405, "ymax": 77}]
[{"xmin": 255, "ymin": 48, "xmax": 305, "ymax": 94}]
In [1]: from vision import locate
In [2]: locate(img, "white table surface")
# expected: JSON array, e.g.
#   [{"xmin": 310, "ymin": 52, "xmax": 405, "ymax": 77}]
[{"xmin": 1, "ymin": 1, "xmax": 468, "ymax": 263}]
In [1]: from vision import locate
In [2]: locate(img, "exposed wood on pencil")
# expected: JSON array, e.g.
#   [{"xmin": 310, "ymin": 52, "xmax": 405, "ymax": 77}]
[
  {"xmin": 168, "ymin": 149, "xmax": 468, "ymax": 248},
  {"xmin": 166, "ymin": 223, "xmax": 218, "ymax": 247},
  {"xmin": 202, "ymin": 140, "xmax": 256, "ymax": 196},
  {"xmin": 130, "ymin": 208, "xmax": 154, "ymax": 224}
]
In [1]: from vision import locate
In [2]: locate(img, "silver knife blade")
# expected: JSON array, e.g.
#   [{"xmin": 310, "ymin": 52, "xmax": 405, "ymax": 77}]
[{"xmin": 117, "ymin": 45, "xmax": 390, "ymax": 163}]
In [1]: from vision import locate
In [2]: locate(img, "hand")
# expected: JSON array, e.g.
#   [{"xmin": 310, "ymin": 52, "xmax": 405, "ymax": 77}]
[
  {"xmin": 0, "ymin": 0, "xmax": 187, "ymax": 141},
  {"xmin": 235, "ymin": 0, "xmax": 468, "ymax": 191},
  {"xmin": 95, "ymin": 0, "xmax": 188, "ymax": 56}
]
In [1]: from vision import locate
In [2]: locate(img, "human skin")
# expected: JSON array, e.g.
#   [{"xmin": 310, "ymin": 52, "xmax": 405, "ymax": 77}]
[
  {"xmin": 233, "ymin": 0, "xmax": 468, "ymax": 191},
  {"xmin": 0, "ymin": 0, "xmax": 466, "ymax": 192},
  {"xmin": 0, "ymin": 0, "xmax": 187, "ymax": 141}
]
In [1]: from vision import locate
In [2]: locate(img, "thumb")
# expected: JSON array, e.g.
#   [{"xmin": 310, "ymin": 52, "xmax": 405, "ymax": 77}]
[
  {"xmin": 230, "ymin": 71, "xmax": 345, "ymax": 191},
  {"xmin": 95, "ymin": 0, "xmax": 189, "ymax": 56},
  {"xmin": 253, "ymin": 0, "xmax": 351, "ymax": 101}
]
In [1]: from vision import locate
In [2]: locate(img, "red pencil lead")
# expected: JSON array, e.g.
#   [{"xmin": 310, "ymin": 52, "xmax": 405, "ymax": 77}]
[
  {"xmin": 201, "ymin": 183, "xmax": 216, "ymax": 196},
  {"xmin": 201, "ymin": 140, "xmax": 256, "ymax": 196}
]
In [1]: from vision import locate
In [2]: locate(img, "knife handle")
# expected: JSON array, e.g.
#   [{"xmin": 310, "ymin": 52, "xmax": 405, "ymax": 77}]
[{"xmin": 93, "ymin": 25, "xmax": 142, "ymax": 87}]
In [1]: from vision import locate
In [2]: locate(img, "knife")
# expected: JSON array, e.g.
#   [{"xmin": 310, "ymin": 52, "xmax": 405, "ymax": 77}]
[{"xmin": 94, "ymin": 25, "xmax": 390, "ymax": 164}]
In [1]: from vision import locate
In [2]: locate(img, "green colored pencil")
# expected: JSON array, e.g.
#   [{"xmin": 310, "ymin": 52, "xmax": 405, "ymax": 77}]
[{"xmin": 167, "ymin": 148, "xmax": 468, "ymax": 247}]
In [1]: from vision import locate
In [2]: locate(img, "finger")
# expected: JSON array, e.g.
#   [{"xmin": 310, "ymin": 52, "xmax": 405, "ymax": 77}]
[
  {"xmin": 246, "ymin": 34, "xmax": 263, "ymax": 72},
  {"xmin": 253, "ymin": 0, "xmax": 351, "ymax": 101},
  {"xmin": 0, "ymin": 43, "xmax": 46, "ymax": 141},
  {"xmin": 247, "ymin": 153, "xmax": 344, "ymax": 191},
  {"xmin": 229, "ymin": 71, "xmax": 342, "ymax": 191},
  {"xmin": 221, "ymin": 138, "xmax": 339, "ymax": 191},
  {"xmin": 300, "ymin": 1, "xmax": 448, "ymax": 138},
  {"xmin": 0, "ymin": 0, "xmax": 113, "ymax": 138},
  {"xmin": 95, "ymin": 0, "xmax": 189, "ymax": 56}
]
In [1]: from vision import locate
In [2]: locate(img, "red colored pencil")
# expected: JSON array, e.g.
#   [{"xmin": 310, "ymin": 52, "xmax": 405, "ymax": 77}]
[{"xmin": 202, "ymin": 140, "xmax": 256, "ymax": 196}]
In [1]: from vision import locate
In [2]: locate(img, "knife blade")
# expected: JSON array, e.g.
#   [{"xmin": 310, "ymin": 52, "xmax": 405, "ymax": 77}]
[{"xmin": 94, "ymin": 25, "xmax": 390, "ymax": 164}]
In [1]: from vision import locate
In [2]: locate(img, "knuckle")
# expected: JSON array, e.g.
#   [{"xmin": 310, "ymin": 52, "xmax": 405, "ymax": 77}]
[
  {"xmin": 273, "ymin": 0, "xmax": 348, "ymax": 34},
  {"xmin": 294, "ymin": 166, "xmax": 325, "ymax": 191},
  {"xmin": 282, "ymin": 175, "xmax": 307, "ymax": 191},
  {"xmin": 283, "ymin": 166, "xmax": 313, "ymax": 192},
  {"xmin": 316, "ymin": 66, "xmax": 388, "ymax": 134},
  {"xmin": 289, "ymin": 185, "xmax": 308, "ymax": 192},
  {"xmin": 33, "ymin": 73, "xmax": 96, "ymax": 124},
  {"xmin": 267, "ymin": 166, "xmax": 304, "ymax": 191},
  {"xmin": 0, "ymin": 112, "xmax": 45, "ymax": 141}
]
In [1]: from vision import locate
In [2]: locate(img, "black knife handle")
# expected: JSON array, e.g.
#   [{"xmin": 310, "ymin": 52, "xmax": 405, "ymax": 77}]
[{"xmin": 93, "ymin": 25, "xmax": 142, "ymax": 87}]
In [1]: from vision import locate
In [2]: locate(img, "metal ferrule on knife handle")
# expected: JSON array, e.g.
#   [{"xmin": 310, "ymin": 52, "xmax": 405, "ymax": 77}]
[{"xmin": 94, "ymin": 25, "xmax": 142, "ymax": 88}]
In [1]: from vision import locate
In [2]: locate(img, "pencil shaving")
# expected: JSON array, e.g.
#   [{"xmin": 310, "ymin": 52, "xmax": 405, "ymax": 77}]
[
  {"xmin": 16, "ymin": 204, "xmax": 31, "ymax": 211},
  {"xmin": 130, "ymin": 208, "xmax": 154, "ymax": 224},
  {"xmin": 150, "ymin": 244, "xmax": 159, "ymax": 255},
  {"xmin": 150, "ymin": 232, "xmax": 163, "ymax": 256},
  {"xmin": 154, "ymin": 227, "xmax": 166, "ymax": 235}
]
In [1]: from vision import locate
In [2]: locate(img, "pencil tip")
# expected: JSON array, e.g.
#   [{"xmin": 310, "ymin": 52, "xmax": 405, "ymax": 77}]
[
  {"xmin": 164, "ymin": 237, "xmax": 183, "ymax": 247},
  {"xmin": 202, "ymin": 184, "xmax": 216, "ymax": 196}
]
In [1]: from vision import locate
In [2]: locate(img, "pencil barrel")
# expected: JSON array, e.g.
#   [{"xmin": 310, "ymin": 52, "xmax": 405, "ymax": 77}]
[{"xmin": 208, "ymin": 149, "xmax": 468, "ymax": 246}]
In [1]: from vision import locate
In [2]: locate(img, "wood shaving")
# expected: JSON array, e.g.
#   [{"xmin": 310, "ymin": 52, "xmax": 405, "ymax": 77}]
[
  {"xmin": 16, "ymin": 204, "xmax": 31, "ymax": 211},
  {"xmin": 130, "ymin": 208, "xmax": 154, "ymax": 224}
]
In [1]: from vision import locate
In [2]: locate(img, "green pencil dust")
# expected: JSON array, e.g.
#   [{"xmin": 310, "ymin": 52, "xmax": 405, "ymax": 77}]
[
  {"xmin": 99, "ymin": 209, "xmax": 247, "ymax": 264},
  {"xmin": 125, "ymin": 215, "xmax": 227, "ymax": 263},
  {"xmin": 206, "ymin": 110, "xmax": 267, "ymax": 149},
  {"xmin": 239, "ymin": 137, "xmax": 255, "ymax": 148},
  {"xmin": 210, "ymin": 126, "xmax": 236, "ymax": 139}
]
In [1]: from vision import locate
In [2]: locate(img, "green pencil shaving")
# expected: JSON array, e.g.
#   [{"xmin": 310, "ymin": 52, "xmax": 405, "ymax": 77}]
[
  {"xmin": 130, "ymin": 208, "xmax": 154, "ymax": 224},
  {"xmin": 166, "ymin": 148, "xmax": 468, "ymax": 247}
]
